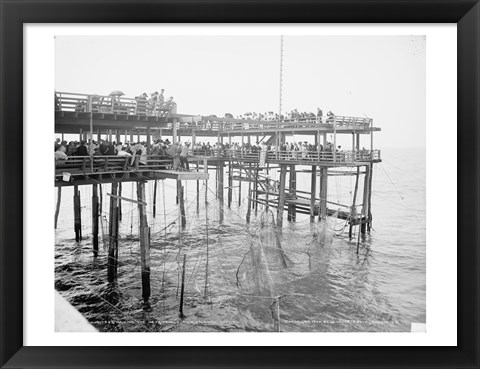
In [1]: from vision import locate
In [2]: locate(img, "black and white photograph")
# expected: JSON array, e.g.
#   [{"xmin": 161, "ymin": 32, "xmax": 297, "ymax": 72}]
[{"xmin": 53, "ymin": 35, "xmax": 426, "ymax": 333}]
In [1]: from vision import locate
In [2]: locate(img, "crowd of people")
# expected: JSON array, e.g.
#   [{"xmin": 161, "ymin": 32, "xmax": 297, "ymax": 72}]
[
  {"xmin": 221, "ymin": 108, "xmax": 334, "ymax": 122},
  {"xmin": 54, "ymin": 138, "xmax": 192, "ymax": 171},
  {"xmin": 55, "ymin": 137, "xmax": 368, "ymax": 160},
  {"xmin": 56, "ymin": 89, "xmax": 176, "ymax": 117}
]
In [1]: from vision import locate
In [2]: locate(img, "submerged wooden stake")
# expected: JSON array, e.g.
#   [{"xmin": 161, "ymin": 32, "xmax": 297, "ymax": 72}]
[
  {"xmin": 228, "ymin": 160, "xmax": 233, "ymax": 208},
  {"xmin": 310, "ymin": 166, "xmax": 317, "ymax": 222},
  {"xmin": 118, "ymin": 182, "xmax": 122, "ymax": 222},
  {"xmin": 367, "ymin": 164, "xmax": 373, "ymax": 231},
  {"xmin": 107, "ymin": 182, "xmax": 118, "ymax": 282},
  {"xmin": 153, "ymin": 180, "xmax": 157, "ymax": 218},
  {"xmin": 73, "ymin": 185, "xmax": 82, "ymax": 242},
  {"xmin": 218, "ymin": 164, "xmax": 224, "ymax": 223},
  {"xmin": 92, "ymin": 184, "xmax": 99, "ymax": 257},
  {"xmin": 319, "ymin": 167, "xmax": 328, "ymax": 221},
  {"xmin": 179, "ymin": 254, "xmax": 187, "ymax": 318},
  {"xmin": 246, "ymin": 163, "xmax": 252, "ymax": 223},
  {"xmin": 287, "ymin": 165, "xmax": 297, "ymax": 221},
  {"xmin": 137, "ymin": 181, "xmax": 151, "ymax": 301},
  {"xmin": 238, "ymin": 174, "xmax": 242, "ymax": 207},
  {"xmin": 361, "ymin": 164, "xmax": 370, "ymax": 235},
  {"xmin": 54, "ymin": 187, "xmax": 62, "ymax": 229},
  {"xmin": 197, "ymin": 162, "xmax": 200, "ymax": 213},
  {"xmin": 179, "ymin": 181, "xmax": 186, "ymax": 229},
  {"xmin": 254, "ymin": 166, "xmax": 259, "ymax": 215},
  {"xmin": 277, "ymin": 165, "xmax": 287, "ymax": 228},
  {"xmin": 349, "ymin": 167, "xmax": 360, "ymax": 239}
]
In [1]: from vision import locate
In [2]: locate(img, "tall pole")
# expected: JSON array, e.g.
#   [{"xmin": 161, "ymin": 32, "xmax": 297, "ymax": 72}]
[
  {"xmin": 279, "ymin": 35, "xmax": 284, "ymax": 119},
  {"xmin": 278, "ymin": 35, "xmax": 284, "ymax": 147}
]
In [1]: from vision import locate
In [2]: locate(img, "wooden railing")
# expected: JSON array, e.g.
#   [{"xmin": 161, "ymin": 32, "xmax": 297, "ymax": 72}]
[
  {"xmin": 191, "ymin": 149, "xmax": 381, "ymax": 163},
  {"xmin": 177, "ymin": 115, "xmax": 372, "ymax": 132},
  {"xmin": 55, "ymin": 91, "xmax": 177, "ymax": 117},
  {"xmin": 55, "ymin": 155, "xmax": 173, "ymax": 176},
  {"xmin": 55, "ymin": 149, "xmax": 380, "ymax": 177}
]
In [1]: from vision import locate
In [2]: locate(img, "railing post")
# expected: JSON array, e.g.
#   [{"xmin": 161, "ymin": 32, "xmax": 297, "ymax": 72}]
[{"xmin": 333, "ymin": 116, "xmax": 337, "ymax": 163}]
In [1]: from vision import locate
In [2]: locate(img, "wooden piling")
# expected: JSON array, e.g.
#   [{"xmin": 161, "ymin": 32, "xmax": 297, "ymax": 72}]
[
  {"xmin": 218, "ymin": 164, "xmax": 224, "ymax": 223},
  {"xmin": 254, "ymin": 167, "xmax": 259, "ymax": 215},
  {"xmin": 178, "ymin": 181, "xmax": 186, "ymax": 229},
  {"xmin": 92, "ymin": 184, "xmax": 99, "ymax": 256},
  {"xmin": 287, "ymin": 165, "xmax": 296, "ymax": 222},
  {"xmin": 176, "ymin": 179, "xmax": 180, "ymax": 205},
  {"xmin": 153, "ymin": 180, "xmax": 157, "ymax": 218},
  {"xmin": 73, "ymin": 185, "xmax": 82, "ymax": 242},
  {"xmin": 196, "ymin": 162, "xmax": 200, "ymax": 214},
  {"xmin": 319, "ymin": 167, "xmax": 328, "ymax": 220},
  {"xmin": 118, "ymin": 182, "xmax": 122, "ymax": 222},
  {"xmin": 137, "ymin": 181, "xmax": 151, "ymax": 301},
  {"xmin": 367, "ymin": 164, "xmax": 373, "ymax": 231},
  {"xmin": 361, "ymin": 164, "xmax": 371, "ymax": 235},
  {"xmin": 310, "ymin": 166, "xmax": 317, "ymax": 222},
  {"xmin": 246, "ymin": 163, "xmax": 252, "ymax": 223},
  {"xmin": 277, "ymin": 165, "xmax": 287, "ymax": 228},
  {"xmin": 107, "ymin": 182, "xmax": 118, "ymax": 282},
  {"xmin": 228, "ymin": 160, "xmax": 233, "ymax": 208},
  {"xmin": 349, "ymin": 167, "xmax": 360, "ymax": 239},
  {"xmin": 238, "ymin": 174, "xmax": 242, "ymax": 207},
  {"xmin": 215, "ymin": 166, "xmax": 219, "ymax": 199},
  {"xmin": 179, "ymin": 254, "xmax": 187, "ymax": 318},
  {"xmin": 54, "ymin": 187, "xmax": 61, "ymax": 229}
]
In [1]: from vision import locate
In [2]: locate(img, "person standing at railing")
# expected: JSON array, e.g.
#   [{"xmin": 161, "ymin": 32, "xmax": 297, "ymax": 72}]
[
  {"xmin": 158, "ymin": 89, "xmax": 165, "ymax": 108},
  {"xmin": 316, "ymin": 108, "xmax": 323, "ymax": 123},
  {"xmin": 180, "ymin": 142, "xmax": 190, "ymax": 171}
]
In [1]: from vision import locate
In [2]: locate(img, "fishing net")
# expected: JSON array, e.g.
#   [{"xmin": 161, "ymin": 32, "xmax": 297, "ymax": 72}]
[{"xmin": 236, "ymin": 208, "xmax": 310, "ymax": 297}]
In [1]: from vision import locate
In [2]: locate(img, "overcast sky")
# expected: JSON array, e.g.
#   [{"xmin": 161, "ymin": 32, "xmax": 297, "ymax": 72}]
[{"xmin": 55, "ymin": 35, "xmax": 425, "ymax": 148}]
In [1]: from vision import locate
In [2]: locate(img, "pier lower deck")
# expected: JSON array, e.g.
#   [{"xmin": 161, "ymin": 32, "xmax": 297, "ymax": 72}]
[{"xmin": 55, "ymin": 169, "xmax": 209, "ymax": 187}]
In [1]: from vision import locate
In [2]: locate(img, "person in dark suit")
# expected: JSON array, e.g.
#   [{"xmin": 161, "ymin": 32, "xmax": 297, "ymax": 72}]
[{"xmin": 74, "ymin": 141, "xmax": 89, "ymax": 156}]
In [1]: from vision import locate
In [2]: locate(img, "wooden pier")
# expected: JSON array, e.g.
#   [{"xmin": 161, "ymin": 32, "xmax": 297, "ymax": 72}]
[{"xmin": 54, "ymin": 90, "xmax": 381, "ymax": 304}]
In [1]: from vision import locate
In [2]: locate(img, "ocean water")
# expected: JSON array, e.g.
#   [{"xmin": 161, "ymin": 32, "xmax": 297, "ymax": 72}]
[{"xmin": 54, "ymin": 147, "xmax": 425, "ymax": 332}]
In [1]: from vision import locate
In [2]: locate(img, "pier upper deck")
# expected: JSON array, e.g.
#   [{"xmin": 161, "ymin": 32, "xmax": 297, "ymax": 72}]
[{"xmin": 55, "ymin": 91, "xmax": 380, "ymax": 136}]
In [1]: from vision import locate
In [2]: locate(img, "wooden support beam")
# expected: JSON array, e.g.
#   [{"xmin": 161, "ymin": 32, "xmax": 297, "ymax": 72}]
[
  {"xmin": 238, "ymin": 173, "xmax": 242, "ymax": 207},
  {"xmin": 179, "ymin": 254, "xmax": 186, "ymax": 318},
  {"xmin": 137, "ymin": 181, "xmax": 151, "ymax": 301},
  {"xmin": 319, "ymin": 167, "xmax": 328, "ymax": 220},
  {"xmin": 179, "ymin": 181, "xmax": 186, "ymax": 229},
  {"xmin": 287, "ymin": 165, "xmax": 296, "ymax": 222},
  {"xmin": 153, "ymin": 180, "xmax": 157, "ymax": 218},
  {"xmin": 73, "ymin": 185, "xmax": 82, "ymax": 242},
  {"xmin": 118, "ymin": 182, "xmax": 122, "ymax": 222},
  {"xmin": 196, "ymin": 162, "xmax": 200, "ymax": 214},
  {"xmin": 228, "ymin": 160, "xmax": 233, "ymax": 208},
  {"xmin": 349, "ymin": 167, "xmax": 360, "ymax": 239},
  {"xmin": 246, "ymin": 163, "xmax": 252, "ymax": 223},
  {"xmin": 107, "ymin": 182, "xmax": 118, "ymax": 282},
  {"xmin": 368, "ymin": 164, "xmax": 373, "ymax": 231},
  {"xmin": 310, "ymin": 166, "xmax": 317, "ymax": 222},
  {"xmin": 254, "ymin": 166, "xmax": 259, "ymax": 215},
  {"xmin": 54, "ymin": 187, "xmax": 61, "ymax": 229},
  {"xmin": 92, "ymin": 184, "xmax": 99, "ymax": 256},
  {"xmin": 218, "ymin": 165, "xmax": 224, "ymax": 223},
  {"xmin": 277, "ymin": 165, "xmax": 287, "ymax": 228},
  {"xmin": 361, "ymin": 164, "xmax": 371, "ymax": 235}
]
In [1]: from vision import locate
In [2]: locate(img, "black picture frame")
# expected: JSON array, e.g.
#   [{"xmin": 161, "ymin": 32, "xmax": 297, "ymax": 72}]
[{"xmin": 1, "ymin": 1, "xmax": 478, "ymax": 368}]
